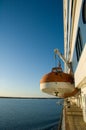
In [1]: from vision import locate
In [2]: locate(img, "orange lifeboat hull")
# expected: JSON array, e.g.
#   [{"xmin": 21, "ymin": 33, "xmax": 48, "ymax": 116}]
[{"xmin": 40, "ymin": 67, "xmax": 76, "ymax": 98}]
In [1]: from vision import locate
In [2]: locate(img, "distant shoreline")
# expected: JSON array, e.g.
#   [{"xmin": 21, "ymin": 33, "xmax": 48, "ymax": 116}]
[{"xmin": 0, "ymin": 96, "xmax": 60, "ymax": 99}]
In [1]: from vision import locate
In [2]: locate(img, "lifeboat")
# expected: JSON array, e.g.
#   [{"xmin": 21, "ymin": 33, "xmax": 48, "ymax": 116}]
[{"xmin": 40, "ymin": 64, "xmax": 78, "ymax": 98}]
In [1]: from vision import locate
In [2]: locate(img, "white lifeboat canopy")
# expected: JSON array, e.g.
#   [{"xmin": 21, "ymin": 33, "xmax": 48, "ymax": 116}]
[{"xmin": 40, "ymin": 64, "xmax": 78, "ymax": 98}]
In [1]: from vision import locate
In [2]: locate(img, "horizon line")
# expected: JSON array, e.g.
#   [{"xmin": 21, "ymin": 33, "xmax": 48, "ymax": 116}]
[{"xmin": 0, "ymin": 96, "xmax": 61, "ymax": 99}]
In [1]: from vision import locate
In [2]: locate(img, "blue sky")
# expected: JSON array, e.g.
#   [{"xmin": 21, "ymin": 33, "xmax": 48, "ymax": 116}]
[{"xmin": 0, "ymin": 0, "xmax": 64, "ymax": 97}]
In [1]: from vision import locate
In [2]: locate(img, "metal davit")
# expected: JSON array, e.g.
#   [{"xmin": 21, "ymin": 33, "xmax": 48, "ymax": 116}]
[{"xmin": 40, "ymin": 49, "xmax": 79, "ymax": 98}]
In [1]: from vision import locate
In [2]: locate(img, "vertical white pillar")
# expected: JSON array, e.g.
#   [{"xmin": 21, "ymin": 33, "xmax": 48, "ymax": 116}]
[{"xmin": 82, "ymin": 93, "xmax": 86, "ymax": 122}]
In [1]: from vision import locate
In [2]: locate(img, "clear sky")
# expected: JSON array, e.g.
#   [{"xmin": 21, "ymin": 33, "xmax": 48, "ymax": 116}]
[{"xmin": 0, "ymin": 0, "xmax": 64, "ymax": 97}]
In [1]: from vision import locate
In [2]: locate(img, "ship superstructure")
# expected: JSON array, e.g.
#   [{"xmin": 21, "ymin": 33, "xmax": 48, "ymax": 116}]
[{"xmin": 63, "ymin": 0, "xmax": 86, "ymax": 122}]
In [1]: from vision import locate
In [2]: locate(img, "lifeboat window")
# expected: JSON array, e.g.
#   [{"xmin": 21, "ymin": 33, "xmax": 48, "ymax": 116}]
[{"xmin": 75, "ymin": 27, "xmax": 83, "ymax": 62}]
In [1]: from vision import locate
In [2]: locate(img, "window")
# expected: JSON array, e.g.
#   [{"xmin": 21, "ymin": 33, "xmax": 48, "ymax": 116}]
[
  {"xmin": 82, "ymin": 0, "xmax": 86, "ymax": 24},
  {"xmin": 75, "ymin": 28, "xmax": 83, "ymax": 62},
  {"xmin": 71, "ymin": 0, "xmax": 74, "ymax": 18}
]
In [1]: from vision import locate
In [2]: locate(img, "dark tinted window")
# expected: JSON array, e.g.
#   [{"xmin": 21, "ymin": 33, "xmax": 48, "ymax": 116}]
[{"xmin": 75, "ymin": 28, "xmax": 83, "ymax": 62}]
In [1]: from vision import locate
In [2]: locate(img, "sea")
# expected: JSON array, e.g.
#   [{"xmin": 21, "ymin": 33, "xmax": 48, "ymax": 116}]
[{"xmin": 0, "ymin": 98, "xmax": 63, "ymax": 130}]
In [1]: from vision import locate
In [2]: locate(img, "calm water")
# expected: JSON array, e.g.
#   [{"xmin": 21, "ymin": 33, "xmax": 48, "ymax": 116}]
[{"xmin": 0, "ymin": 98, "xmax": 63, "ymax": 130}]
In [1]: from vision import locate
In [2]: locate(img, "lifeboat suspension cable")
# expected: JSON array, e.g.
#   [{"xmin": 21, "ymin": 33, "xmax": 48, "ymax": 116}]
[
  {"xmin": 54, "ymin": 48, "xmax": 73, "ymax": 74},
  {"xmin": 54, "ymin": 52, "xmax": 61, "ymax": 68}
]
